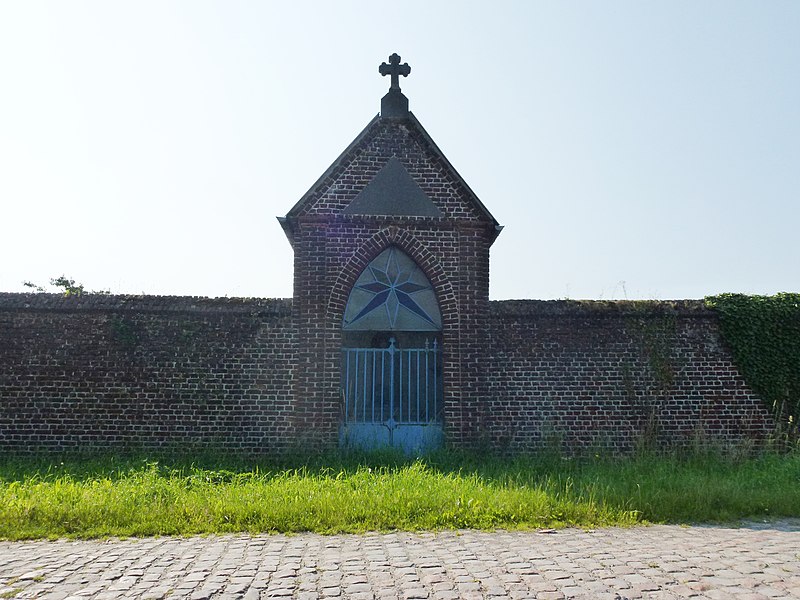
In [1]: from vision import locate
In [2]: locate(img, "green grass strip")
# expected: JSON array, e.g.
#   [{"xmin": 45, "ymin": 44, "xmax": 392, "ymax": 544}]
[{"xmin": 0, "ymin": 450, "xmax": 798, "ymax": 540}]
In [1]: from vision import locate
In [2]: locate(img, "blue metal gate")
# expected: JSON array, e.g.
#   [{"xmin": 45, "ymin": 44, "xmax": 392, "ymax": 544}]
[{"xmin": 340, "ymin": 338, "xmax": 443, "ymax": 453}]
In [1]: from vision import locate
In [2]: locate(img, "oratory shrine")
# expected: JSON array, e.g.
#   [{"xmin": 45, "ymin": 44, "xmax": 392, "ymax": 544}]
[{"xmin": 279, "ymin": 53, "xmax": 502, "ymax": 452}]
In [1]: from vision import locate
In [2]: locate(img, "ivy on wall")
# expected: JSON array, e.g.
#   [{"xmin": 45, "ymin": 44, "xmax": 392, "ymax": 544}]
[{"xmin": 705, "ymin": 293, "xmax": 800, "ymax": 433}]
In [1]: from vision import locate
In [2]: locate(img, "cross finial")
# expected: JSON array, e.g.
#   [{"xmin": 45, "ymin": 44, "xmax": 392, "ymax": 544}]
[{"xmin": 379, "ymin": 53, "xmax": 410, "ymax": 92}]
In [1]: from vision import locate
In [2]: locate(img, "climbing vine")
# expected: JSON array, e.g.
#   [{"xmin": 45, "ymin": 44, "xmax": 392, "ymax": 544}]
[
  {"xmin": 623, "ymin": 312, "xmax": 679, "ymax": 448},
  {"xmin": 636, "ymin": 314, "xmax": 678, "ymax": 391},
  {"xmin": 705, "ymin": 293, "xmax": 800, "ymax": 434},
  {"xmin": 110, "ymin": 317, "xmax": 138, "ymax": 349}
]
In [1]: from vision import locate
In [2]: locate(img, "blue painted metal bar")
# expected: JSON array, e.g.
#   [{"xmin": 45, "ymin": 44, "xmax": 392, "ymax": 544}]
[
  {"xmin": 389, "ymin": 338, "xmax": 395, "ymax": 426},
  {"xmin": 416, "ymin": 350, "xmax": 420, "ymax": 421},
  {"xmin": 433, "ymin": 340, "xmax": 438, "ymax": 421},
  {"xmin": 345, "ymin": 349, "xmax": 351, "ymax": 420},
  {"xmin": 425, "ymin": 341, "xmax": 430, "ymax": 422},
  {"xmin": 380, "ymin": 350, "xmax": 385, "ymax": 422},
  {"xmin": 407, "ymin": 350, "xmax": 411, "ymax": 422},
  {"xmin": 362, "ymin": 350, "xmax": 368, "ymax": 422},
  {"xmin": 371, "ymin": 351, "xmax": 376, "ymax": 422},
  {"xmin": 354, "ymin": 350, "xmax": 359, "ymax": 422}
]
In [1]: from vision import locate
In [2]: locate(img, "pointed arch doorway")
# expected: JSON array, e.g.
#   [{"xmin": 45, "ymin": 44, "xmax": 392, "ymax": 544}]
[{"xmin": 340, "ymin": 246, "xmax": 444, "ymax": 453}]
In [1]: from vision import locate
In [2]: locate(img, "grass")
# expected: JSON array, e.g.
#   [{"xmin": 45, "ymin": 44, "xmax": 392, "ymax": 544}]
[{"xmin": 0, "ymin": 449, "xmax": 798, "ymax": 540}]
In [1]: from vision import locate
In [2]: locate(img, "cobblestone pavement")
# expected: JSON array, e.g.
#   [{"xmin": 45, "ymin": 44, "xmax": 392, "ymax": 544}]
[{"xmin": 1, "ymin": 521, "xmax": 799, "ymax": 600}]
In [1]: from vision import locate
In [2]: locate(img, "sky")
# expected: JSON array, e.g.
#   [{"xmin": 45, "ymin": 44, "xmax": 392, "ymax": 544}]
[{"xmin": 1, "ymin": 1, "xmax": 798, "ymax": 301}]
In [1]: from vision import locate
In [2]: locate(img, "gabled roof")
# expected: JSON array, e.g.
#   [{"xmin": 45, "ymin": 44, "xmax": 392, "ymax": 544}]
[{"xmin": 280, "ymin": 112, "xmax": 500, "ymax": 229}]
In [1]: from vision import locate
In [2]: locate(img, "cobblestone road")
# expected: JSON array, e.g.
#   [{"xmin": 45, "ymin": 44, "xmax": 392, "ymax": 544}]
[{"xmin": 1, "ymin": 521, "xmax": 799, "ymax": 600}]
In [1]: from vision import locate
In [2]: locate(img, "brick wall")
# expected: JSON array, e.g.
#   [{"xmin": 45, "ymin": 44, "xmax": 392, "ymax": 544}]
[
  {"xmin": 484, "ymin": 300, "xmax": 774, "ymax": 452},
  {"xmin": 0, "ymin": 293, "xmax": 773, "ymax": 454},
  {"xmin": 0, "ymin": 293, "xmax": 295, "ymax": 454}
]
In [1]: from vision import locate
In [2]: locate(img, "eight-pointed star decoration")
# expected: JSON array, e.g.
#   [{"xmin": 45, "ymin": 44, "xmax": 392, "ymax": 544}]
[{"xmin": 343, "ymin": 247, "xmax": 442, "ymax": 331}]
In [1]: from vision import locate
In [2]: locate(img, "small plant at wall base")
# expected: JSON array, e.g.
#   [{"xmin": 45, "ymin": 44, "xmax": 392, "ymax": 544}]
[{"xmin": 706, "ymin": 293, "xmax": 800, "ymax": 437}]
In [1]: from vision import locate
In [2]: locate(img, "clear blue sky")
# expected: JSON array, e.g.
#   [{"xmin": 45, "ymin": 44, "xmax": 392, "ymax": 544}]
[{"xmin": 1, "ymin": 1, "xmax": 798, "ymax": 300}]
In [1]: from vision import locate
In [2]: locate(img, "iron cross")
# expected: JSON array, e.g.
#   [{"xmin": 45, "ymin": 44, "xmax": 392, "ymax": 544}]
[{"xmin": 379, "ymin": 53, "xmax": 410, "ymax": 91}]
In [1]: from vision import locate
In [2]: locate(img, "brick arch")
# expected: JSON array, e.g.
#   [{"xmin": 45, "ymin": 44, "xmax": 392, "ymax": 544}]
[{"xmin": 326, "ymin": 227, "xmax": 457, "ymax": 330}]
